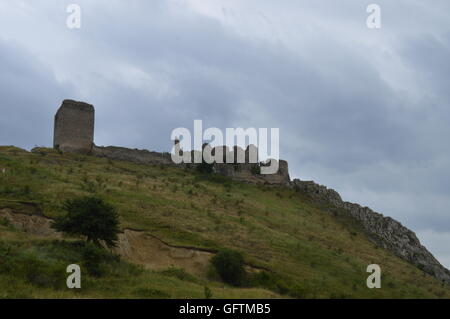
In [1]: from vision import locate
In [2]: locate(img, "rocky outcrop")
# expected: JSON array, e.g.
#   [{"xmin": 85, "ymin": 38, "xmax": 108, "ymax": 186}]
[
  {"xmin": 291, "ymin": 180, "xmax": 342, "ymax": 206},
  {"xmin": 290, "ymin": 179, "xmax": 450, "ymax": 284}
]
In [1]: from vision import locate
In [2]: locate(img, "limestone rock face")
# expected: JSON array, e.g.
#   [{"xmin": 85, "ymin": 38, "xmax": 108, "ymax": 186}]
[
  {"xmin": 290, "ymin": 179, "xmax": 450, "ymax": 284},
  {"xmin": 291, "ymin": 180, "xmax": 342, "ymax": 206},
  {"xmin": 53, "ymin": 100, "xmax": 95, "ymax": 154}
]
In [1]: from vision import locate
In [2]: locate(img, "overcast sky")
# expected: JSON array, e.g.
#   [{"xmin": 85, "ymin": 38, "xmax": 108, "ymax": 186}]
[{"xmin": 1, "ymin": 0, "xmax": 449, "ymax": 268}]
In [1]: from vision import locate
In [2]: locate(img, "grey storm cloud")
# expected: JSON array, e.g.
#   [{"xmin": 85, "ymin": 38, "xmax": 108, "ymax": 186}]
[
  {"xmin": 0, "ymin": 0, "xmax": 449, "ymax": 266},
  {"xmin": 0, "ymin": 40, "xmax": 73, "ymax": 148}
]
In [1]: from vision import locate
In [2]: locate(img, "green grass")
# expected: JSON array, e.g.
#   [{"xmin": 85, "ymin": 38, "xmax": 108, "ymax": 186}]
[
  {"xmin": 0, "ymin": 239, "xmax": 276, "ymax": 299},
  {"xmin": 0, "ymin": 145, "xmax": 449, "ymax": 299}
]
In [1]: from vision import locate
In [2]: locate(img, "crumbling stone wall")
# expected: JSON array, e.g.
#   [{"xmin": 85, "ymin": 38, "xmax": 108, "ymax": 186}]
[
  {"xmin": 92, "ymin": 145, "xmax": 173, "ymax": 165},
  {"xmin": 203, "ymin": 145, "xmax": 290, "ymax": 185},
  {"xmin": 259, "ymin": 159, "xmax": 290, "ymax": 185},
  {"xmin": 93, "ymin": 142, "xmax": 291, "ymax": 185},
  {"xmin": 53, "ymin": 100, "xmax": 95, "ymax": 154}
]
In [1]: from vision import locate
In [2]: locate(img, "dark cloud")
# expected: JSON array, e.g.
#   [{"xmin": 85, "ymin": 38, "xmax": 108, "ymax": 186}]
[{"xmin": 0, "ymin": 40, "xmax": 73, "ymax": 149}]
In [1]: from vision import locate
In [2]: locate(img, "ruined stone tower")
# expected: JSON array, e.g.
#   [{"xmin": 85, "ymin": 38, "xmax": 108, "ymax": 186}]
[{"xmin": 53, "ymin": 99, "xmax": 95, "ymax": 154}]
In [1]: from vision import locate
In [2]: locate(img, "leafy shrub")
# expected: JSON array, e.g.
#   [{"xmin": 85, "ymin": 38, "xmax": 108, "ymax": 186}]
[
  {"xmin": 211, "ymin": 249, "xmax": 246, "ymax": 286},
  {"xmin": 52, "ymin": 196, "xmax": 120, "ymax": 248},
  {"xmin": 204, "ymin": 286, "xmax": 213, "ymax": 299},
  {"xmin": 250, "ymin": 271, "xmax": 289, "ymax": 294},
  {"xmin": 81, "ymin": 243, "xmax": 108, "ymax": 277}
]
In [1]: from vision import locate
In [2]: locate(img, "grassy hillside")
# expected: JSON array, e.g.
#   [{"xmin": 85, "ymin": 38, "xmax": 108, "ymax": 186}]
[{"xmin": 0, "ymin": 145, "xmax": 449, "ymax": 299}]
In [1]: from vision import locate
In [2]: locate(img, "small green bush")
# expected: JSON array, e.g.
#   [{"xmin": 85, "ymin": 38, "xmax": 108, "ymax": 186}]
[
  {"xmin": 211, "ymin": 249, "xmax": 246, "ymax": 286},
  {"xmin": 204, "ymin": 286, "xmax": 213, "ymax": 299},
  {"xmin": 249, "ymin": 271, "xmax": 290, "ymax": 295},
  {"xmin": 81, "ymin": 243, "xmax": 107, "ymax": 277}
]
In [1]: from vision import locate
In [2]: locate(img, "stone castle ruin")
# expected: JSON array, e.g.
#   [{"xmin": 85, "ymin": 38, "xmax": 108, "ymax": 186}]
[
  {"xmin": 53, "ymin": 100, "xmax": 290, "ymax": 185},
  {"xmin": 54, "ymin": 100, "xmax": 95, "ymax": 154}
]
